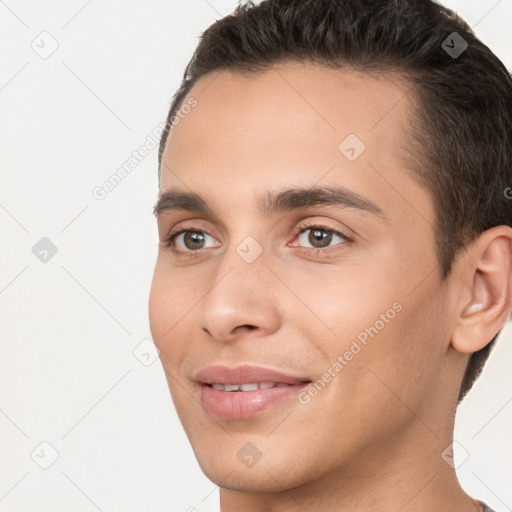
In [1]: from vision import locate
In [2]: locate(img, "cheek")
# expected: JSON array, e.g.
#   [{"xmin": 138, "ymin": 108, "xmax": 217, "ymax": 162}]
[
  {"xmin": 148, "ymin": 262, "xmax": 192, "ymax": 366},
  {"xmin": 301, "ymin": 258, "xmax": 441, "ymax": 392},
  {"xmin": 350, "ymin": 277, "xmax": 449, "ymax": 414},
  {"xmin": 148, "ymin": 264, "xmax": 168, "ymax": 343},
  {"xmin": 287, "ymin": 264, "xmax": 401, "ymax": 347}
]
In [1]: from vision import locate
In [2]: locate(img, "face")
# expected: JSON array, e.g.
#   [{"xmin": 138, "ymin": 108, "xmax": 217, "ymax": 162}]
[{"xmin": 149, "ymin": 63, "xmax": 459, "ymax": 493}]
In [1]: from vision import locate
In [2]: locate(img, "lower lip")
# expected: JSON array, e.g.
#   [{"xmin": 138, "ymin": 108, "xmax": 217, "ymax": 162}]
[{"xmin": 199, "ymin": 383, "xmax": 309, "ymax": 420}]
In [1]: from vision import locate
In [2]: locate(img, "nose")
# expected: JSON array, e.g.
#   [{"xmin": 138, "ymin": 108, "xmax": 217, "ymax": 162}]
[{"xmin": 197, "ymin": 246, "xmax": 281, "ymax": 344}]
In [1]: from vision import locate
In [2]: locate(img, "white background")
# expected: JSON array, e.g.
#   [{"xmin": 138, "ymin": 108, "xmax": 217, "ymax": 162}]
[{"xmin": 1, "ymin": 1, "xmax": 511, "ymax": 511}]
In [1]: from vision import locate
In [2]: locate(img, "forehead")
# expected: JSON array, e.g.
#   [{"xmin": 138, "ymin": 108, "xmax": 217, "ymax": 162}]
[{"xmin": 160, "ymin": 62, "xmax": 434, "ymax": 228}]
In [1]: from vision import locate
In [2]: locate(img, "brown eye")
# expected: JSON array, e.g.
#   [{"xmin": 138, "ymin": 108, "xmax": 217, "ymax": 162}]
[
  {"xmin": 297, "ymin": 226, "xmax": 347, "ymax": 250},
  {"xmin": 163, "ymin": 228, "xmax": 220, "ymax": 257},
  {"xmin": 182, "ymin": 231, "xmax": 206, "ymax": 250},
  {"xmin": 308, "ymin": 228, "xmax": 334, "ymax": 248}
]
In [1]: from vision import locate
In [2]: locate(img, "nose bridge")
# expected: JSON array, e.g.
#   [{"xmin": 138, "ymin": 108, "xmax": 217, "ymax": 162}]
[
  {"xmin": 197, "ymin": 231, "xmax": 279, "ymax": 340},
  {"xmin": 213, "ymin": 227, "xmax": 270, "ymax": 290}
]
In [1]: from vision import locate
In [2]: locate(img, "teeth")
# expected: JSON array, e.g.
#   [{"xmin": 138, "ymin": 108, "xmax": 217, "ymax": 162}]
[
  {"xmin": 240, "ymin": 383, "xmax": 259, "ymax": 391},
  {"xmin": 209, "ymin": 382, "xmax": 293, "ymax": 391}
]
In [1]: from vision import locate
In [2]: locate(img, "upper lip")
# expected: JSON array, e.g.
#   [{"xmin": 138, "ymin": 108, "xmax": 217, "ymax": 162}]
[{"xmin": 194, "ymin": 364, "xmax": 311, "ymax": 385}]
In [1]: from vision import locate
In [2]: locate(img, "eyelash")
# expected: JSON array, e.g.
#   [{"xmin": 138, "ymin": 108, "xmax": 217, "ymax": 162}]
[
  {"xmin": 158, "ymin": 223, "xmax": 353, "ymax": 258},
  {"xmin": 159, "ymin": 222, "xmax": 352, "ymax": 260}
]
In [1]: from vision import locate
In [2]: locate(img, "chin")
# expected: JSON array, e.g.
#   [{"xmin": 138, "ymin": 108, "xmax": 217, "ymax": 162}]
[
  {"xmin": 200, "ymin": 462, "xmax": 298, "ymax": 493},
  {"xmin": 191, "ymin": 440, "xmax": 313, "ymax": 494}
]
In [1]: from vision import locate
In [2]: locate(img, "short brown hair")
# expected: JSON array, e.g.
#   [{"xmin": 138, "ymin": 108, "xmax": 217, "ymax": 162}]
[{"xmin": 157, "ymin": 0, "xmax": 512, "ymax": 403}]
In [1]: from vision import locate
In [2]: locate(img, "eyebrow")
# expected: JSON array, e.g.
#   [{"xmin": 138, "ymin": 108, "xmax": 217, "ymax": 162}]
[{"xmin": 152, "ymin": 185, "xmax": 387, "ymax": 220}]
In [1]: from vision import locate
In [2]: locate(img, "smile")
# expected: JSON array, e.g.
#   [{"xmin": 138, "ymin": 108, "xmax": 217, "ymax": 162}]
[
  {"xmin": 208, "ymin": 382, "xmax": 297, "ymax": 391},
  {"xmin": 194, "ymin": 364, "xmax": 312, "ymax": 419}
]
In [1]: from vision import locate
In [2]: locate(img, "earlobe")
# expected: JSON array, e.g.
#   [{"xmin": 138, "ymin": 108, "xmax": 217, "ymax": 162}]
[{"xmin": 451, "ymin": 226, "xmax": 512, "ymax": 354}]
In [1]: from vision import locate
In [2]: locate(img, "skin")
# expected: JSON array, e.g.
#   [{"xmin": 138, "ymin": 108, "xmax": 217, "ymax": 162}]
[{"xmin": 148, "ymin": 62, "xmax": 512, "ymax": 511}]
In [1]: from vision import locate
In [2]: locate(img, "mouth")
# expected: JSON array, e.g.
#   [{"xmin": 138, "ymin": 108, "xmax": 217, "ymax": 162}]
[
  {"xmin": 205, "ymin": 381, "xmax": 308, "ymax": 391},
  {"xmin": 194, "ymin": 364, "xmax": 312, "ymax": 420}
]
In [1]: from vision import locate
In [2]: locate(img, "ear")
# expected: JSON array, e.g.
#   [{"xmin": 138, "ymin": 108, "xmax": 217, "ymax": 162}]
[{"xmin": 451, "ymin": 225, "xmax": 512, "ymax": 354}]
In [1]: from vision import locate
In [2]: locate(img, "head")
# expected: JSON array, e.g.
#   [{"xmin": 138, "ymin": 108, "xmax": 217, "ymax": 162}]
[{"xmin": 149, "ymin": 0, "xmax": 512, "ymax": 498}]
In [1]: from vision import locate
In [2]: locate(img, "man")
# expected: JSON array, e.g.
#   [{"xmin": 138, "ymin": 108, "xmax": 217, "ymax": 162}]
[{"xmin": 149, "ymin": 0, "xmax": 512, "ymax": 510}]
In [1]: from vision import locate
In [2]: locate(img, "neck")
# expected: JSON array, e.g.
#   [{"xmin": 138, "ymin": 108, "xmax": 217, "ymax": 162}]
[{"xmin": 219, "ymin": 420, "xmax": 482, "ymax": 512}]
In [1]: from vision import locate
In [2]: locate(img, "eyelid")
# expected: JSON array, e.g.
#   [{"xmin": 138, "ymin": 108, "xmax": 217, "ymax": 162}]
[
  {"xmin": 167, "ymin": 219, "xmax": 217, "ymax": 240},
  {"xmin": 165, "ymin": 217, "xmax": 352, "ymax": 241},
  {"xmin": 161, "ymin": 218, "xmax": 353, "ymax": 257},
  {"xmin": 292, "ymin": 218, "xmax": 353, "ymax": 243}
]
